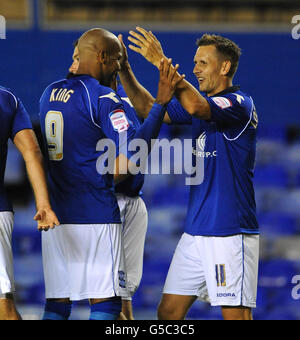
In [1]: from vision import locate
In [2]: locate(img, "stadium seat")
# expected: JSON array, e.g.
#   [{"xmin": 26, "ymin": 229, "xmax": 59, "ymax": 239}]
[
  {"xmin": 255, "ymin": 310, "xmax": 299, "ymax": 320},
  {"xmin": 275, "ymin": 189, "xmax": 300, "ymax": 215},
  {"xmin": 255, "ymin": 259, "xmax": 300, "ymax": 320},
  {"xmin": 12, "ymin": 225, "xmax": 42, "ymax": 256},
  {"xmin": 285, "ymin": 143, "xmax": 300, "ymax": 167},
  {"xmin": 257, "ymin": 125, "xmax": 286, "ymax": 142},
  {"xmin": 257, "ymin": 211, "xmax": 299, "ymax": 236},
  {"xmin": 256, "ymin": 139, "xmax": 286, "ymax": 166},
  {"xmin": 254, "ymin": 164, "xmax": 290, "ymax": 187},
  {"xmin": 258, "ymin": 259, "xmax": 300, "ymax": 285},
  {"xmin": 186, "ymin": 304, "xmax": 222, "ymax": 320},
  {"xmin": 151, "ymin": 185, "xmax": 189, "ymax": 206}
]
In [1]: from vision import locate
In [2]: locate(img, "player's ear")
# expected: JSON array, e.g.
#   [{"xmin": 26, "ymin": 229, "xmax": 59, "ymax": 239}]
[
  {"xmin": 98, "ymin": 50, "xmax": 109, "ymax": 64},
  {"xmin": 220, "ymin": 60, "xmax": 231, "ymax": 77}
]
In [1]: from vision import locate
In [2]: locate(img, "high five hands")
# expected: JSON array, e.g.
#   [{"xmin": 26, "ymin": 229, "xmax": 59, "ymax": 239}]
[
  {"xmin": 128, "ymin": 27, "xmax": 166, "ymax": 69},
  {"xmin": 156, "ymin": 58, "xmax": 185, "ymax": 105}
]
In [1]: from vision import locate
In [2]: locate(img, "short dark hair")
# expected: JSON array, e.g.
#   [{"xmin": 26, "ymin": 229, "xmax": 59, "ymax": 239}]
[{"xmin": 196, "ymin": 34, "xmax": 241, "ymax": 78}]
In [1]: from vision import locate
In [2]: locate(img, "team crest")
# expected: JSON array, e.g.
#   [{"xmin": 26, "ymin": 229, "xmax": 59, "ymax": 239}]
[{"xmin": 197, "ymin": 132, "xmax": 206, "ymax": 151}]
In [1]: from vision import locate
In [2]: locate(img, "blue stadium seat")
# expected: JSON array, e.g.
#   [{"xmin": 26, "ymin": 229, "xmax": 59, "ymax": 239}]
[
  {"xmin": 254, "ymin": 164, "xmax": 290, "ymax": 187},
  {"xmin": 257, "ymin": 211, "xmax": 299, "ymax": 236},
  {"xmin": 255, "ymin": 187, "xmax": 288, "ymax": 213},
  {"xmin": 259, "ymin": 259, "xmax": 300, "ymax": 279},
  {"xmin": 151, "ymin": 185, "xmax": 189, "ymax": 206},
  {"xmin": 255, "ymin": 259, "xmax": 300, "ymax": 320},
  {"xmin": 257, "ymin": 125, "xmax": 286, "ymax": 142},
  {"xmin": 12, "ymin": 225, "xmax": 42, "ymax": 255},
  {"xmin": 255, "ymin": 310, "xmax": 299, "ymax": 320},
  {"xmin": 142, "ymin": 259, "xmax": 170, "ymax": 285},
  {"xmin": 186, "ymin": 304, "xmax": 222, "ymax": 320},
  {"xmin": 275, "ymin": 189, "xmax": 300, "ymax": 215},
  {"xmin": 256, "ymin": 139, "xmax": 286, "ymax": 166},
  {"xmin": 295, "ymin": 168, "xmax": 300, "ymax": 187}
]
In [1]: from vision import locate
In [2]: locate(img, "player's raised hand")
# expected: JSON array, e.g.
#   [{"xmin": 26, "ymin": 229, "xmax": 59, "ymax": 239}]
[
  {"xmin": 34, "ymin": 207, "xmax": 60, "ymax": 232},
  {"xmin": 155, "ymin": 58, "xmax": 185, "ymax": 106},
  {"xmin": 128, "ymin": 27, "xmax": 166, "ymax": 69},
  {"xmin": 118, "ymin": 34, "xmax": 129, "ymax": 70}
]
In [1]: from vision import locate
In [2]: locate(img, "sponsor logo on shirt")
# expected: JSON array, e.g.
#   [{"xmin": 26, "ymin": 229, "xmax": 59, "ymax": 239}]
[
  {"xmin": 109, "ymin": 109, "xmax": 129, "ymax": 133},
  {"xmin": 197, "ymin": 132, "xmax": 206, "ymax": 151},
  {"xmin": 193, "ymin": 132, "xmax": 217, "ymax": 158},
  {"xmin": 212, "ymin": 96, "xmax": 232, "ymax": 109}
]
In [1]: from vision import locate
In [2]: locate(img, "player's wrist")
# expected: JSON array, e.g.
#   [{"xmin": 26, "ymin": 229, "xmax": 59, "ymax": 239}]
[
  {"xmin": 120, "ymin": 60, "xmax": 131, "ymax": 73},
  {"xmin": 154, "ymin": 55, "xmax": 167, "ymax": 69},
  {"xmin": 36, "ymin": 202, "xmax": 52, "ymax": 211},
  {"xmin": 153, "ymin": 100, "xmax": 167, "ymax": 108}
]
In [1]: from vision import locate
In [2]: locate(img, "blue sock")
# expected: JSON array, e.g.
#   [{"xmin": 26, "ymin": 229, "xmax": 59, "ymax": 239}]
[
  {"xmin": 43, "ymin": 300, "xmax": 72, "ymax": 320},
  {"xmin": 89, "ymin": 298, "xmax": 122, "ymax": 320}
]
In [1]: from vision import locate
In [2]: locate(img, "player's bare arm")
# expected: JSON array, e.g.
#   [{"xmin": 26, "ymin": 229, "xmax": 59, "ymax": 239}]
[
  {"xmin": 128, "ymin": 27, "xmax": 211, "ymax": 120},
  {"xmin": 114, "ymin": 58, "xmax": 185, "ymax": 184},
  {"xmin": 13, "ymin": 129, "xmax": 60, "ymax": 231},
  {"xmin": 118, "ymin": 34, "xmax": 172, "ymax": 124}
]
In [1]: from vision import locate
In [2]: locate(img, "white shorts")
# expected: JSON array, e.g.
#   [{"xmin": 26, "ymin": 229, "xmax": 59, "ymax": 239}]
[
  {"xmin": 116, "ymin": 194, "xmax": 148, "ymax": 299},
  {"xmin": 0, "ymin": 212, "xmax": 15, "ymax": 296},
  {"xmin": 163, "ymin": 233, "xmax": 259, "ymax": 308},
  {"xmin": 42, "ymin": 223, "xmax": 127, "ymax": 301}
]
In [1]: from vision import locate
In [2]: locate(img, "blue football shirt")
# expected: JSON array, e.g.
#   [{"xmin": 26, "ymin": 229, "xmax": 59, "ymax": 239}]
[
  {"xmin": 114, "ymin": 83, "xmax": 145, "ymax": 197},
  {"xmin": 167, "ymin": 86, "xmax": 259, "ymax": 236},
  {"xmin": 0, "ymin": 86, "xmax": 33, "ymax": 212},
  {"xmin": 39, "ymin": 75, "xmax": 136, "ymax": 224}
]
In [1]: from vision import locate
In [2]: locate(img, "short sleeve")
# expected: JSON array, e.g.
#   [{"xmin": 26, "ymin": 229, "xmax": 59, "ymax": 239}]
[
  {"xmin": 206, "ymin": 93, "xmax": 253, "ymax": 127},
  {"xmin": 167, "ymin": 98, "xmax": 192, "ymax": 125},
  {"xmin": 97, "ymin": 90, "xmax": 136, "ymax": 158},
  {"xmin": 11, "ymin": 97, "xmax": 33, "ymax": 140}
]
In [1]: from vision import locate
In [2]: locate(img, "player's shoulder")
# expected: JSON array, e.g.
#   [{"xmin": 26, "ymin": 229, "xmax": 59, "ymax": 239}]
[
  {"xmin": 40, "ymin": 78, "xmax": 67, "ymax": 99},
  {"xmin": 43, "ymin": 78, "xmax": 67, "ymax": 90},
  {"xmin": 0, "ymin": 85, "xmax": 18, "ymax": 108},
  {"xmin": 211, "ymin": 87, "xmax": 253, "ymax": 112},
  {"xmin": 99, "ymin": 84, "xmax": 118, "ymax": 97},
  {"xmin": 0, "ymin": 85, "xmax": 14, "ymax": 96},
  {"xmin": 71, "ymin": 74, "xmax": 98, "ymax": 89},
  {"xmin": 74, "ymin": 75, "xmax": 118, "ymax": 99},
  {"xmin": 0, "ymin": 86, "xmax": 21, "ymax": 114},
  {"xmin": 98, "ymin": 85, "xmax": 123, "ymax": 107}
]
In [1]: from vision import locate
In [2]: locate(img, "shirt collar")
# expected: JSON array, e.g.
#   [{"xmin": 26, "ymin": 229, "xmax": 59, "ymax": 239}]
[{"xmin": 210, "ymin": 85, "xmax": 241, "ymax": 97}]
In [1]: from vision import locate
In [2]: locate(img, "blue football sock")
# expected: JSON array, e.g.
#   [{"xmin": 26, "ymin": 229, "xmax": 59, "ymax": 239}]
[
  {"xmin": 43, "ymin": 300, "xmax": 72, "ymax": 320},
  {"xmin": 89, "ymin": 298, "xmax": 122, "ymax": 320}
]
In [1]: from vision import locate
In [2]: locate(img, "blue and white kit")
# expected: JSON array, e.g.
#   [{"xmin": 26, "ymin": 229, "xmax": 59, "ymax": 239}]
[
  {"xmin": 0, "ymin": 86, "xmax": 33, "ymax": 295},
  {"xmin": 39, "ymin": 75, "xmax": 135, "ymax": 300},
  {"xmin": 163, "ymin": 86, "xmax": 260, "ymax": 307},
  {"xmin": 39, "ymin": 75, "xmax": 164, "ymax": 300}
]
